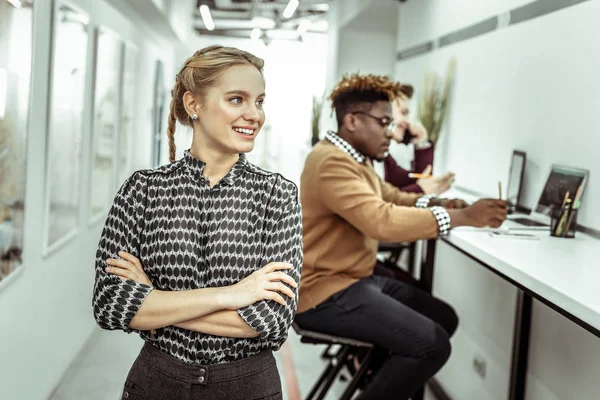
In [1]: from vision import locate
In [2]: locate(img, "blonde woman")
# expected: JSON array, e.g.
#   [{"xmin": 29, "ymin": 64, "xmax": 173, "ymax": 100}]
[{"xmin": 92, "ymin": 46, "xmax": 302, "ymax": 400}]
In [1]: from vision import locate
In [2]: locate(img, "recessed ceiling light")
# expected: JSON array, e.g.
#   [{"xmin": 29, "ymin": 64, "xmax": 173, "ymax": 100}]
[
  {"xmin": 283, "ymin": 0, "xmax": 299, "ymax": 19},
  {"xmin": 199, "ymin": 5, "xmax": 215, "ymax": 31}
]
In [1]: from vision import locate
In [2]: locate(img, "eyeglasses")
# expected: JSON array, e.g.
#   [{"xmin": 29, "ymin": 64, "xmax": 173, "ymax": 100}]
[{"xmin": 352, "ymin": 111, "xmax": 398, "ymax": 133}]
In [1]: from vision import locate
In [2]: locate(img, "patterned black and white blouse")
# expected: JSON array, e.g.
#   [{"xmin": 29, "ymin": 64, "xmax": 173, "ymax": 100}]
[{"xmin": 92, "ymin": 150, "xmax": 303, "ymax": 365}]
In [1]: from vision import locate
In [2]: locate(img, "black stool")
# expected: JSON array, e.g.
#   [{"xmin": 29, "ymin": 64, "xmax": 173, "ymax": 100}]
[
  {"xmin": 292, "ymin": 322, "xmax": 374, "ymax": 400},
  {"xmin": 378, "ymin": 241, "xmax": 416, "ymax": 275}
]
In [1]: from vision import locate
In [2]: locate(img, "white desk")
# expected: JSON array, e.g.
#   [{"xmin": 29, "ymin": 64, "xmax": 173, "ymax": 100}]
[
  {"xmin": 445, "ymin": 227, "xmax": 600, "ymax": 334},
  {"xmin": 420, "ymin": 188, "xmax": 600, "ymax": 400}
]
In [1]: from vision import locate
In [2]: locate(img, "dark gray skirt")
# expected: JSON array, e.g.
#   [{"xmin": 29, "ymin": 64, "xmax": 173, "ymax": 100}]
[{"xmin": 122, "ymin": 342, "xmax": 283, "ymax": 400}]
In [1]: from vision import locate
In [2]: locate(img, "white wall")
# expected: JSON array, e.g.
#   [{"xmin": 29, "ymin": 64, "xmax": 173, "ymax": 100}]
[
  {"xmin": 396, "ymin": 0, "xmax": 599, "ymax": 230},
  {"xmin": 0, "ymin": 1, "xmax": 179, "ymax": 399},
  {"xmin": 395, "ymin": 1, "xmax": 600, "ymax": 399},
  {"xmin": 321, "ymin": 0, "xmax": 400, "ymax": 134}
]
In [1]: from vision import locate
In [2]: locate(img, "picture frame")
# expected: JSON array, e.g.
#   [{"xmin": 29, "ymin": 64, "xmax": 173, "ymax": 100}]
[
  {"xmin": 0, "ymin": 0, "xmax": 34, "ymax": 288},
  {"xmin": 42, "ymin": 0, "xmax": 90, "ymax": 256},
  {"xmin": 117, "ymin": 42, "xmax": 139, "ymax": 186},
  {"xmin": 88, "ymin": 25, "xmax": 122, "ymax": 224}
]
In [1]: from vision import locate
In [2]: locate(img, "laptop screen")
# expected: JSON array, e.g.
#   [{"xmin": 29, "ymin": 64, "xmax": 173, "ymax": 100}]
[
  {"xmin": 506, "ymin": 151, "xmax": 526, "ymax": 212},
  {"xmin": 535, "ymin": 165, "xmax": 588, "ymax": 216}
]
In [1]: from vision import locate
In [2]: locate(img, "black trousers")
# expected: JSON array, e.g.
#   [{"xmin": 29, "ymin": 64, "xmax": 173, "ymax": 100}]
[
  {"xmin": 295, "ymin": 273, "xmax": 458, "ymax": 400},
  {"xmin": 122, "ymin": 342, "xmax": 282, "ymax": 400}
]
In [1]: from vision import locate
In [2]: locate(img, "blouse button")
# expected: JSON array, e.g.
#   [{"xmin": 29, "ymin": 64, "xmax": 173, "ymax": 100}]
[
  {"xmin": 199, "ymin": 368, "xmax": 206, "ymax": 375},
  {"xmin": 124, "ymin": 392, "xmax": 129, "ymax": 398},
  {"xmin": 198, "ymin": 376, "xmax": 205, "ymax": 383}
]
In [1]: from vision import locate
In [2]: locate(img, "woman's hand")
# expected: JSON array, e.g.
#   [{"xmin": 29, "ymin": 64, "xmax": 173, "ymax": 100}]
[
  {"xmin": 105, "ymin": 251, "xmax": 153, "ymax": 287},
  {"xmin": 222, "ymin": 262, "xmax": 297, "ymax": 310}
]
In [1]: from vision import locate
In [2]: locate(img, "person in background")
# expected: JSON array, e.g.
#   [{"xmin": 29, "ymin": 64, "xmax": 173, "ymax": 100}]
[
  {"xmin": 296, "ymin": 73, "xmax": 506, "ymax": 400},
  {"xmin": 92, "ymin": 45, "xmax": 302, "ymax": 400},
  {"xmin": 374, "ymin": 84, "xmax": 455, "ymax": 195}
]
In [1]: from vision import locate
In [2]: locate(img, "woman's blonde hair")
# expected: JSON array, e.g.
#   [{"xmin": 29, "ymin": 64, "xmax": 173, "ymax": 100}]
[{"xmin": 167, "ymin": 45, "xmax": 264, "ymax": 162}]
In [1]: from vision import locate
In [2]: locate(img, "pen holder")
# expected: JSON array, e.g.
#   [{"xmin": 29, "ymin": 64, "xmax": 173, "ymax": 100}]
[{"xmin": 550, "ymin": 206, "xmax": 577, "ymax": 238}]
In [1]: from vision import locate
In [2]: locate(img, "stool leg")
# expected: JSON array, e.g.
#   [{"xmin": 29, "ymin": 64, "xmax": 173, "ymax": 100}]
[
  {"xmin": 320, "ymin": 344, "xmax": 334, "ymax": 360},
  {"xmin": 339, "ymin": 348, "xmax": 374, "ymax": 400},
  {"xmin": 305, "ymin": 345, "xmax": 350, "ymax": 400}
]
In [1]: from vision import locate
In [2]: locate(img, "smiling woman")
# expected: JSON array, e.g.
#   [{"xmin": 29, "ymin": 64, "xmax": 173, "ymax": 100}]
[{"xmin": 92, "ymin": 45, "xmax": 303, "ymax": 400}]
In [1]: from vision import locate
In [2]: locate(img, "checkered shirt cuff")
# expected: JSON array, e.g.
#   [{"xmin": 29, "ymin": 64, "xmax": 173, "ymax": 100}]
[
  {"xmin": 415, "ymin": 194, "xmax": 435, "ymax": 208},
  {"xmin": 430, "ymin": 206, "xmax": 451, "ymax": 236}
]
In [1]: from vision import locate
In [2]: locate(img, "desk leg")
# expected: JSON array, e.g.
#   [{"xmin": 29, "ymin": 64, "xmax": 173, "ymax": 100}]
[
  {"xmin": 408, "ymin": 239, "xmax": 438, "ymax": 400},
  {"xmin": 509, "ymin": 290, "xmax": 532, "ymax": 400},
  {"xmin": 421, "ymin": 239, "xmax": 437, "ymax": 293}
]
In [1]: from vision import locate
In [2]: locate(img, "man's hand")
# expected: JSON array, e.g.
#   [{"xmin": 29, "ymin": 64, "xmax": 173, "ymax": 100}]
[
  {"xmin": 449, "ymin": 199, "xmax": 507, "ymax": 228},
  {"xmin": 417, "ymin": 165, "xmax": 456, "ymax": 195},
  {"xmin": 408, "ymin": 121, "xmax": 429, "ymax": 144},
  {"xmin": 437, "ymin": 198, "xmax": 469, "ymax": 209}
]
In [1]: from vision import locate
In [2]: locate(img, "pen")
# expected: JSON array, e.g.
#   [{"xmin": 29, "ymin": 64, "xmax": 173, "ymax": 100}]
[
  {"xmin": 498, "ymin": 181, "xmax": 502, "ymax": 200},
  {"xmin": 408, "ymin": 173, "xmax": 432, "ymax": 179}
]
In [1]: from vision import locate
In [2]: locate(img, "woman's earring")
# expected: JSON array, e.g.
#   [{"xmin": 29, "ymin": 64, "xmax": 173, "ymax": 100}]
[{"xmin": 191, "ymin": 113, "xmax": 198, "ymax": 120}]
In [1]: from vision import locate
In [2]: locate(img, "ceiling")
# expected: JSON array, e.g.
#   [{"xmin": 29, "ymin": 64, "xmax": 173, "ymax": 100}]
[{"xmin": 193, "ymin": 0, "xmax": 331, "ymax": 42}]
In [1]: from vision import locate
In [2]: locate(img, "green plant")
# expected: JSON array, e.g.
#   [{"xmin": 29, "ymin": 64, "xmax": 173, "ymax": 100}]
[
  {"xmin": 416, "ymin": 57, "xmax": 456, "ymax": 145},
  {"xmin": 311, "ymin": 94, "xmax": 324, "ymax": 146}
]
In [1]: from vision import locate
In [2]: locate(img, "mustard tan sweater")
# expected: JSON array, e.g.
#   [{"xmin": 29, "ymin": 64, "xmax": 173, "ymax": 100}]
[{"xmin": 298, "ymin": 141, "xmax": 440, "ymax": 313}]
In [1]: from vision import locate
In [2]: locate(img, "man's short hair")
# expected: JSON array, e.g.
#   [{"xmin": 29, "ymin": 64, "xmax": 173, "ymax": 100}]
[{"xmin": 329, "ymin": 73, "xmax": 407, "ymax": 127}]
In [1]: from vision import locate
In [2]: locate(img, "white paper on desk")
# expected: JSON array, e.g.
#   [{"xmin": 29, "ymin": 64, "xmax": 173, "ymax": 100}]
[
  {"xmin": 488, "ymin": 232, "xmax": 540, "ymax": 240},
  {"xmin": 453, "ymin": 226, "xmax": 510, "ymax": 233}
]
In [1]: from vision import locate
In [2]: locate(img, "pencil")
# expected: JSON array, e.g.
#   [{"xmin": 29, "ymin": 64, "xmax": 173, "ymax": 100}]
[
  {"xmin": 561, "ymin": 191, "xmax": 570, "ymax": 208},
  {"xmin": 572, "ymin": 185, "xmax": 582, "ymax": 209},
  {"xmin": 408, "ymin": 173, "xmax": 432, "ymax": 179},
  {"xmin": 498, "ymin": 181, "xmax": 502, "ymax": 200}
]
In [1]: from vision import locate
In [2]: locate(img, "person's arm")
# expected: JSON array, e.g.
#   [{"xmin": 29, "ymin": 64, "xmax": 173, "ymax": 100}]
[
  {"xmin": 104, "ymin": 250, "xmax": 297, "ymax": 337},
  {"xmin": 400, "ymin": 183, "xmax": 425, "ymax": 193},
  {"xmin": 93, "ymin": 173, "xmax": 232, "ymax": 332},
  {"xmin": 237, "ymin": 177, "xmax": 303, "ymax": 341},
  {"xmin": 383, "ymin": 155, "xmax": 422, "ymax": 192},
  {"xmin": 176, "ymin": 310, "xmax": 259, "ymax": 338},
  {"xmin": 379, "ymin": 175, "xmax": 422, "ymax": 207},
  {"xmin": 413, "ymin": 143, "xmax": 434, "ymax": 174},
  {"xmin": 319, "ymin": 155, "xmax": 440, "ymax": 242}
]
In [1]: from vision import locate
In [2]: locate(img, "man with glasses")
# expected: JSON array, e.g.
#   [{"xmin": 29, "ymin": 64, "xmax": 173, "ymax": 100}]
[{"xmin": 296, "ymin": 73, "xmax": 507, "ymax": 400}]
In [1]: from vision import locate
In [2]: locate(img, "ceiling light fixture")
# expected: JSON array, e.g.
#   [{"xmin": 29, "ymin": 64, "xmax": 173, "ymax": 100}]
[
  {"xmin": 282, "ymin": 0, "xmax": 299, "ymax": 19},
  {"xmin": 199, "ymin": 4, "xmax": 215, "ymax": 31}
]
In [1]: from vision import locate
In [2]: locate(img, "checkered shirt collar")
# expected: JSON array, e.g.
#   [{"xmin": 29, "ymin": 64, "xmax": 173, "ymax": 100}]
[{"xmin": 325, "ymin": 131, "xmax": 367, "ymax": 164}]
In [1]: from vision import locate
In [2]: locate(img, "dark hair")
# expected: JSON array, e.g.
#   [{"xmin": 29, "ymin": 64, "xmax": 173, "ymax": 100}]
[
  {"xmin": 399, "ymin": 84, "xmax": 414, "ymax": 99},
  {"xmin": 328, "ymin": 73, "xmax": 406, "ymax": 127},
  {"xmin": 167, "ymin": 45, "xmax": 265, "ymax": 162}
]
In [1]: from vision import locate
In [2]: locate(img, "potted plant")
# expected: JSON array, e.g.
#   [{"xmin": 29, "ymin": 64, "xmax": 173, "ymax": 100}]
[
  {"xmin": 416, "ymin": 57, "xmax": 456, "ymax": 145},
  {"xmin": 311, "ymin": 94, "xmax": 324, "ymax": 146}
]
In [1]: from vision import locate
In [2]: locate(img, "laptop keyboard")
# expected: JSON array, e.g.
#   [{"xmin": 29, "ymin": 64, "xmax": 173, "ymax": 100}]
[{"xmin": 511, "ymin": 218, "xmax": 549, "ymax": 227}]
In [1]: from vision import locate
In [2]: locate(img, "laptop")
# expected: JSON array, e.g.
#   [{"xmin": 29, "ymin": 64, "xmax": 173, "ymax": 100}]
[
  {"xmin": 506, "ymin": 163, "xmax": 589, "ymax": 230},
  {"xmin": 505, "ymin": 150, "xmax": 526, "ymax": 214}
]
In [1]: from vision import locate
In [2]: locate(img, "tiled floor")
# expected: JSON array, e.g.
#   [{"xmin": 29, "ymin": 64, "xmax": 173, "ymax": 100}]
[{"xmin": 49, "ymin": 327, "xmax": 436, "ymax": 400}]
